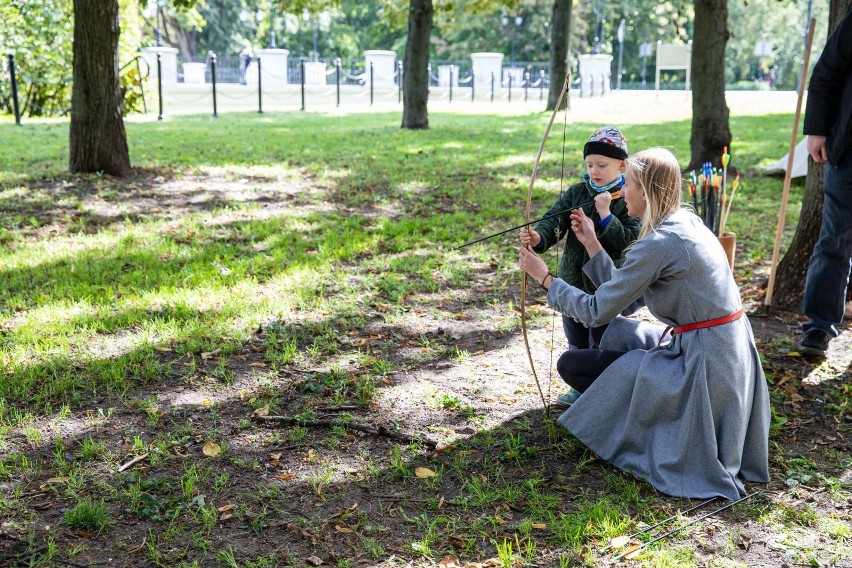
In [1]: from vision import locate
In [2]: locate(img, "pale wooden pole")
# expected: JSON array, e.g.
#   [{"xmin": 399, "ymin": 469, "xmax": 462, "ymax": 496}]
[{"xmin": 765, "ymin": 19, "xmax": 816, "ymax": 306}]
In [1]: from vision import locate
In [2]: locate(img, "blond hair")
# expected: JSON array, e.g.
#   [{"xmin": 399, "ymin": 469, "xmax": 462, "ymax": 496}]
[{"xmin": 625, "ymin": 148, "xmax": 682, "ymax": 240}]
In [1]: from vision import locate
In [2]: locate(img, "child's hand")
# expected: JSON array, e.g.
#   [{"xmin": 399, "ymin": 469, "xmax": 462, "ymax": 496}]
[
  {"xmin": 518, "ymin": 227, "xmax": 541, "ymax": 248},
  {"xmin": 594, "ymin": 191, "xmax": 613, "ymax": 218}
]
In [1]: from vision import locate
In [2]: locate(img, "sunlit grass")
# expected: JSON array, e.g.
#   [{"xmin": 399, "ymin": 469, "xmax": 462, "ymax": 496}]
[{"xmin": 0, "ymin": 111, "xmax": 801, "ymax": 423}]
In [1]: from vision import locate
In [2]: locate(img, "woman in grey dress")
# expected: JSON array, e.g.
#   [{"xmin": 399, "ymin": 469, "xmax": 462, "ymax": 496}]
[{"xmin": 518, "ymin": 147, "xmax": 770, "ymax": 500}]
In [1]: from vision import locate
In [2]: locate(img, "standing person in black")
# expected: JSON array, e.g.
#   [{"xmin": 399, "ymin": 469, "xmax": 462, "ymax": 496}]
[{"xmin": 799, "ymin": 10, "xmax": 852, "ymax": 357}]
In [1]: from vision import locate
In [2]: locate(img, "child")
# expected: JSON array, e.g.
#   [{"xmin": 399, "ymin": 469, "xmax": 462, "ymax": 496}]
[{"xmin": 519, "ymin": 126, "xmax": 641, "ymax": 407}]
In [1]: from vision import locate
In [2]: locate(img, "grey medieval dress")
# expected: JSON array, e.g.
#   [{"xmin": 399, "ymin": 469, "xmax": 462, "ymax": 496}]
[{"xmin": 546, "ymin": 209, "xmax": 770, "ymax": 500}]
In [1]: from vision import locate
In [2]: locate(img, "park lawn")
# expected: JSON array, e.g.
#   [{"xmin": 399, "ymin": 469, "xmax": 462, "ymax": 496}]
[{"xmin": 0, "ymin": 111, "xmax": 848, "ymax": 567}]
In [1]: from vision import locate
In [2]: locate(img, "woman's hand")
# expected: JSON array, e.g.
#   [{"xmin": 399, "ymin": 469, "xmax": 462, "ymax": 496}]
[
  {"xmin": 570, "ymin": 208, "xmax": 603, "ymax": 257},
  {"xmin": 518, "ymin": 227, "xmax": 541, "ymax": 248},
  {"xmin": 518, "ymin": 246, "xmax": 550, "ymax": 286}
]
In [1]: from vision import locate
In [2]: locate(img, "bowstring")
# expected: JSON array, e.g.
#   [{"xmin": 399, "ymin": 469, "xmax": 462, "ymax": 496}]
[{"xmin": 549, "ymin": 94, "xmax": 570, "ymax": 406}]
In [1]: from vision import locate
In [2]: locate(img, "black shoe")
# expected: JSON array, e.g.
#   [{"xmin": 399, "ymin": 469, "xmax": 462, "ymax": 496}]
[{"xmin": 800, "ymin": 329, "xmax": 830, "ymax": 357}]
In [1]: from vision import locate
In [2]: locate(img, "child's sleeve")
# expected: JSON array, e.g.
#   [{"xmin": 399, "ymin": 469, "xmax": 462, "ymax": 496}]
[{"xmin": 597, "ymin": 200, "xmax": 642, "ymax": 259}]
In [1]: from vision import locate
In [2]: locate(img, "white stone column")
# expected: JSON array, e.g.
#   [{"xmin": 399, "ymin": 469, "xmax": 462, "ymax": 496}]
[
  {"xmin": 141, "ymin": 47, "xmax": 179, "ymax": 86},
  {"xmin": 303, "ymin": 61, "xmax": 327, "ymax": 85},
  {"xmin": 471, "ymin": 52, "xmax": 504, "ymax": 92},
  {"xmin": 257, "ymin": 48, "xmax": 290, "ymax": 86},
  {"xmin": 578, "ymin": 54, "xmax": 613, "ymax": 96},
  {"xmin": 364, "ymin": 50, "xmax": 396, "ymax": 87}
]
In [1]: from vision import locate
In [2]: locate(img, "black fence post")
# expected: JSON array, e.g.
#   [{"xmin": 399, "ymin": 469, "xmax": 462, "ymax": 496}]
[
  {"xmin": 157, "ymin": 54, "xmax": 164, "ymax": 121},
  {"xmin": 490, "ymin": 71, "xmax": 494, "ymax": 102},
  {"xmin": 397, "ymin": 60, "xmax": 402, "ymax": 104},
  {"xmin": 449, "ymin": 65, "xmax": 453, "ymax": 103},
  {"xmin": 471, "ymin": 69, "xmax": 475, "ymax": 102},
  {"xmin": 369, "ymin": 62, "xmax": 374, "ymax": 106},
  {"xmin": 336, "ymin": 58, "xmax": 341, "ymax": 107},
  {"xmin": 210, "ymin": 53, "xmax": 218, "ymax": 117},
  {"xmin": 257, "ymin": 57, "xmax": 263, "ymax": 113},
  {"xmin": 300, "ymin": 58, "xmax": 306, "ymax": 111},
  {"xmin": 508, "ymin": 73, "xmax": 512, "ymax": 103},
  {"xmin": 524, "ymin": 71, "xmax": 529, "ymax": 102},
  {"xmin": 7, "ymin": 52, "xmax": 21, "ymax": 126}
]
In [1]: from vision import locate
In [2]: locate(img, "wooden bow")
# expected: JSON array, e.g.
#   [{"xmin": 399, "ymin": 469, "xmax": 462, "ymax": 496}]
[{"xmin": 521, "ymin": 73, "xmax": 571, "ymax": 412}]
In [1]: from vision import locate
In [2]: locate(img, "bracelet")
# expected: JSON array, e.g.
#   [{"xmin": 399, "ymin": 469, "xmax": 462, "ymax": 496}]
[{"xmin": 539, "ymin": 271, "xmax": 554, "ymax": 290}]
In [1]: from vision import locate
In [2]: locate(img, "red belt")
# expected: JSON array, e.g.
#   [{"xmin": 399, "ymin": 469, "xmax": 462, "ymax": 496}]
[{"xmin": 659, "ymin": 308, "xmax": 744, "ymax": 344}]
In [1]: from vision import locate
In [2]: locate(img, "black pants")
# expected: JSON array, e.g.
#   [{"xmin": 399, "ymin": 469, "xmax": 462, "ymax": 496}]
[
  {"xmin": 557, "ymin": 348, "xmax": 627, "ymax": 393},
  {"xmin": 562, "ymin": 316, "xmax": 607, "ymax": 349}
]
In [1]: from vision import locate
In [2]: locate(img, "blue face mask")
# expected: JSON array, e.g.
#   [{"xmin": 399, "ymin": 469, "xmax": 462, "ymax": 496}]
[{"xmin": 584, "ymin": 173, "xmax": 625, "ymax": 193}]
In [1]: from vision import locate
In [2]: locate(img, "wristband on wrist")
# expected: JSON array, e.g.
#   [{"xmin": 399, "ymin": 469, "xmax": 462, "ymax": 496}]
[{"xmin": 539, "ymin": 271, "xmax": 554, "ymax": 290}]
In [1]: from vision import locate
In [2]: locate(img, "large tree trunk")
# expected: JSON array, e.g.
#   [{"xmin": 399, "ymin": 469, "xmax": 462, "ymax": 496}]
[
  {"xmin": 546, "ymin": 0, "xmax": 572, "ymax": 111},
  {"xmin": 401, "ymin": 0, "xmax": 433, "ymax": 130},
  {"xmin": 688, "ymin": 0, "xmax": 731, "ymax": 171},
  {"xmin": 69, "ymin": 0, "xmax": 131, "ymax": 176},
  {"xmin": 772, "ymin": 0, "xmax": 852, "ymax": 307}
]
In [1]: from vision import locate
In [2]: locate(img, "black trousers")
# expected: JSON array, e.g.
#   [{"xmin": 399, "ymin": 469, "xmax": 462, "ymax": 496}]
[{"xmin": 557, "ymin": 348, "xmax": 627, "ymax": 392}]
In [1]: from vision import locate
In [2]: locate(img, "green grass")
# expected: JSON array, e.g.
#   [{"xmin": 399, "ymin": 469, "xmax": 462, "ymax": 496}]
[
  {"xmin": 0, "ymin": 111, "xmax": 801, "ymax": 422},
  {"xmin": 0, "ymin": 110, "xmax": 832, "ymax": 567}
]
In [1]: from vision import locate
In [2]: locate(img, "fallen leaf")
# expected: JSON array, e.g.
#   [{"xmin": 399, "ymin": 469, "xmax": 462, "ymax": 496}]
[
  {"xmin": 45, "ymin": 477, "xmax": 70, "ymax": 484},
  {"xmin": 201, "ymin": 348, "xmax": 221, "ymax": 359},
  {"xmin": 531, "ymin": 523, "xmax": 547, "ymax": 529},
  {"xmin": 439, "ymin": 554, "xmax": 460, "ymax": 567},
  {"xmin": 305, "ymin": 555, "xmax": 323, "ymax": 566},
  {"xmin": 276, "ymin": 473, "xmax": 297, "ymax": 480},
  {"xmin": 253, "ymin": 405, "xmax": 270, "ymax": 416},
  {"xmin": 33, "ymin": 501, "xmax": 52, "ymax": 511},
  {"xmin": 126, "ymin": 537, "xmax": 147, "ymax": 554},
  {"xmin": 334, "ymin": 525, "xmax": 353, "ymax": 533},
  {"xmin": 415, "ymin": 467, "xmax": 436, "ymax": 478},
  {"xmin": 202, "ymin": 441, "xmax": 222, "ymax": 457},
  {"xmin": 217, "ymin": 504, "xmax": 236, "ymax": 513}
]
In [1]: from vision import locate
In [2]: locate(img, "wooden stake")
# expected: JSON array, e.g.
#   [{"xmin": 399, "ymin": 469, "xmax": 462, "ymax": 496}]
[{"xmin": 765, "ymin": 18, "xmax": 816, "ymax": 305}]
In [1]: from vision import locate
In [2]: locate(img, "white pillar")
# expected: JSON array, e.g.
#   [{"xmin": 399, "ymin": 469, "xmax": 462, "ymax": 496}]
[
  {"xmin": 364, "ymin": 50, "xmax": 396, "ymax": 87},
  {"xmin": 141, "ymin": 47, "xmax": 179, "ymax": 86},
  {"xmin": 303, "ymin": 61, "xmax": 326, "ymax": 85},
  {"xmin": 578, "ymin": 54, "xmax": 613, "ymax": 97},
  {"xmin": 257, "ymin": 48, "xmax": 289, "ymax": 86},
  {"xmin": 471, "ymin": 52, "xmax": 504, "ymax": 91}
]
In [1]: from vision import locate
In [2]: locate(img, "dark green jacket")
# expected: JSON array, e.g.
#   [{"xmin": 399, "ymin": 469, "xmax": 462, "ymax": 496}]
[{"xmin": 533, "ymin": 179, "xmax": 641, "ymax": 294}]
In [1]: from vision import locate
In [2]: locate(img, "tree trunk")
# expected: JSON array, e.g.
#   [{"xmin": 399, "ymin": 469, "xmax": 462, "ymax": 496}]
[
  {"xmin": 546, "ymin": 0, "xmax": 572, "ymax": 111},
  {"xmin": 401, "ymin": 0, "xmax": 433, "ymax": 130},
  {"xmin": 69, "ymin": 0, "xmax": 131, "ymax": 176},
  {"xmin": 688, "ymin": 0, "xmax": 731, "ymax": 171},
  {"xmin": 772, "ymin": 0, "xmax": 852, "ymax": 307}
]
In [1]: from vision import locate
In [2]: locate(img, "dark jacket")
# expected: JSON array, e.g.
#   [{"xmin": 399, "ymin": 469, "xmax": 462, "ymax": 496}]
[
  {"xmin": 803, "ymin": 11, "xmax": 852, "ymax": 166},
  {"xmin": 533, "ymin": 179, "xmax": 641, "ymax": 294}
]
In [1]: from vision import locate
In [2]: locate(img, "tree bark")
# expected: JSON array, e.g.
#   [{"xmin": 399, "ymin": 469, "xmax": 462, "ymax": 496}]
[
  {"xmin": 401, "ymin": 0, "xmax": 433, "ymax": 130},
  {"xmin": 688, "ymin": 0, "xmax": 731, "ymax": 171},
  {"xmin": 69, "ymin": 0, "xmax": 131, "ymax": 176},
  {"xmin": 772, "ymin": 0, "xmax": 852, "ymax": 307},
  {"xmin": 546, "ymin": 0, "xmax": 572, "ymax": 111}
]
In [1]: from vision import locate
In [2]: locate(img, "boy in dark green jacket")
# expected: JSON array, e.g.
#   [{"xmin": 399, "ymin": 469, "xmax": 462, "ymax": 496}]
[{"xmin": 520, "ymin": 126, "xmax": 641, "ymax": 405}]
